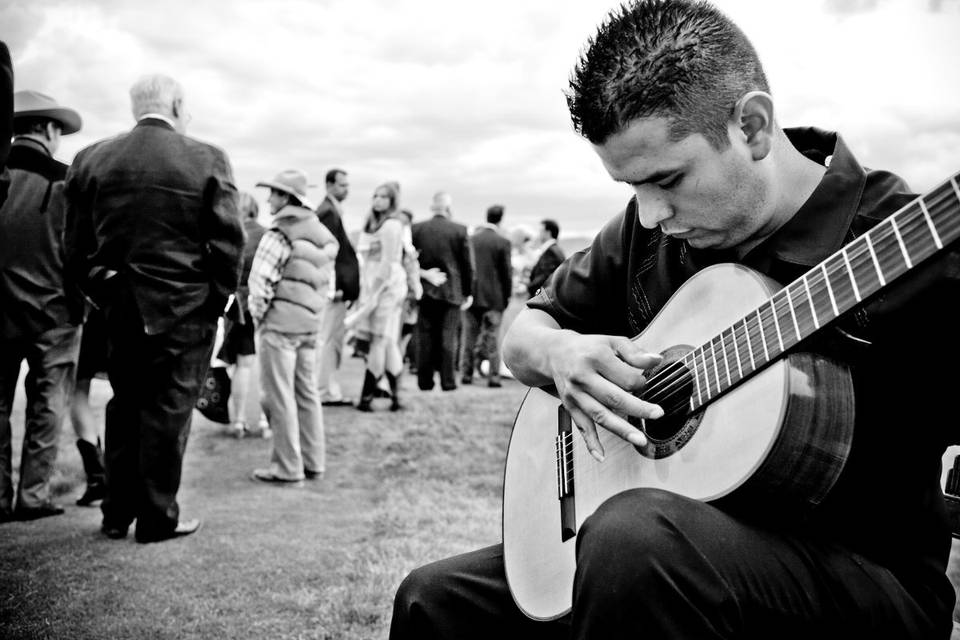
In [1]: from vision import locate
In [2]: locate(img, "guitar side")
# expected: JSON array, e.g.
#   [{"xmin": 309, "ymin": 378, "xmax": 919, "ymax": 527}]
[{"xmin": 502, "ymin": 263, "xmax": 854, "ymax": 620}]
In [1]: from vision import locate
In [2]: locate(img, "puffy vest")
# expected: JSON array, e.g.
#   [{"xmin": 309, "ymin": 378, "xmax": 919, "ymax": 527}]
[{"xmin": 261, "ymin": 206, "xmax": 335, "ymax": 334}]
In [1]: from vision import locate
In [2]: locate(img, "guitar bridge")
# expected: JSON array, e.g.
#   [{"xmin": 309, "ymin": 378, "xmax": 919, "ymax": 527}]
[{"xmin": 556, "ymin": 406, "xmax": 576, "ymax": 541}]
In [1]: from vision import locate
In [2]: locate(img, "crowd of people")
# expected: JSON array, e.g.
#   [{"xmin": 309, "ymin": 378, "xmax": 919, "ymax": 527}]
[{"xmin": 0, "ymin": 66, "xmax": 568, "ymax": 529}]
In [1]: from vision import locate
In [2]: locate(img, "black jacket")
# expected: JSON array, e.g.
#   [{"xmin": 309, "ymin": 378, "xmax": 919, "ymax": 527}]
[
  {"xmin": 316, "ymin": 194, "xmax": 360, "ymax": 302},
  {"xmin": 412, "ymin": 214, "xmax": 474, "ymax": 305},
  {"xmin": 64, "ymin": 118, "xmax": 244, "ymax": 334}
]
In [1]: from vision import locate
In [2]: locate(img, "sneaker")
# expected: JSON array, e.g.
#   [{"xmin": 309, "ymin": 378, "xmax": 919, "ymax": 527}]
[
  {"xmin": 251, "ymin": 469, "xmax": 304, "ymax": 487},
  {"xmin": 304, "ymin": 469, "xmax": 325, "ymax": 480}
]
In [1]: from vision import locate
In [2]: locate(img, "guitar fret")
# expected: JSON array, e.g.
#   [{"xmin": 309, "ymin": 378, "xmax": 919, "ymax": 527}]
[
  {"xmin": 742, "ymin": 318, "xmax": 757, "ymax": 372},
  {"xmin": 730, "ymin": 324, "xmax": 743, "ymax": 379},
  {"xmin": 820, "ymin": 262, "xmax": 839, "ymax": 317},
  {"xmin": 890, "ymin": 216, "xmax": 913, "ymax": 269},
  {"xmin": 840, "ymin": 248, "xmax": 861, "ymax": 302},
  {"xmin": 755, "ymin": 308, "xmax": 770, "ymax": 363},
  {"xmin": 686, "ymin": 352, "xmax": 702, "ymax": 408},
  {"xmin": 708, "ymin": 339, "xmax": 721, "ymax": 396},
  {"xmin": 716, "ymin": 334, "xmax": 731, "ymax": 388},
  {"xmin": 864, "ymin": 233, "xmax": 886, "ymax": 287},
  {"xmin": 696, "ymin": 347, "xmax": 712, "ymax": 401},
  {"xmin": 785, "ymin": 287, "xmax": 802, "ymax": 341},
  {"xmin": 952, "ymin": 177, "xmax": 960, "ymax": 204},
  {"xmin": 918, "ymin": 197, "xmax": 943, "ymax": 250},
  {"xmin": 770, "ymin": 299, "xmax": 785, "ymax": 353},
  {"xmin": 802, "ymin": 275, "xmax": 820, "ymax": 329}
]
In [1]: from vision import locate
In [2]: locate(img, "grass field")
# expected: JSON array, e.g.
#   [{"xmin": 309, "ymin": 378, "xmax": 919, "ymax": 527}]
[{"xmin": 0, "ymin": 354, "xmax": 528, "ymax": 639}]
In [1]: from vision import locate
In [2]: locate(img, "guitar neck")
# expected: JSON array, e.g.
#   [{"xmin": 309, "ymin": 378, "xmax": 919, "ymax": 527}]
[{"xmin": 650, "ymin": 174, "xmax": 960, "ymax": 415}]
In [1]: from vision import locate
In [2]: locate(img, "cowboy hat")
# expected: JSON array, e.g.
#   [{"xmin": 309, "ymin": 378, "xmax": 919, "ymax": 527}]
[
  {"xmin": 256, "ymin": 169, "xmax": 315, "ymax": 210},
  {"xmin": 13, "ymin": 90, "xmax": 82, "ymax": 135}
]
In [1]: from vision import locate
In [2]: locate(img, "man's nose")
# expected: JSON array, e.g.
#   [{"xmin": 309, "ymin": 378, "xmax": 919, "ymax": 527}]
[{"xmin": 633, "ymin": 188, "xmax": 671, "ymax": 229}]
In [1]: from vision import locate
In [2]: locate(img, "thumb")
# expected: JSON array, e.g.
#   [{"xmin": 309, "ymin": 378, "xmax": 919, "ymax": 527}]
[{"xmin": 612, "ymin": 337, "xmax": 663, "ymax": 370}]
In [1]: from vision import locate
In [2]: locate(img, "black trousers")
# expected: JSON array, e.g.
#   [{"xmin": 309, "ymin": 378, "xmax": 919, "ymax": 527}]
[
  {"xmin": 415, "ymin": 297, "xmax": 461, "ymax": 391},
  {"xmin": 390, "ymin": 489, "xmax": 950, "ymax": 639},
  {"xmin": 100, "ymin": 285, "xmax": 216, "ymax": 541}
]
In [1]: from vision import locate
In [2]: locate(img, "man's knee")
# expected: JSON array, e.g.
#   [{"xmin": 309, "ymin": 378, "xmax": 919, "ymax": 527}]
[
  {"xmin": 391, "ymin": 562, "xmax": 449, "ymax": 636},
  {"xmin": 577, "ymin": 488, "xmax": 703, "ymax": 581}
]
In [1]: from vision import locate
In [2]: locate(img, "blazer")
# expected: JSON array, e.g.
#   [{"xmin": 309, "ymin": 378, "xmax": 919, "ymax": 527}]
[
  {"xmin": 469, "ymin": 226, "xmax": 512, "ymax": 312},
  {"xmin": 411, "ymin": 214, "xmax": 474, "ymax": 306},
  {"xmin": 527, "ymin": 242, "xmax": 566, "ymax": 298},
  {"xmin": 0, "ymin": 41, "xmax": 13, "ymax": 208},
  {"xmin": 0, "ymin": 139, "xmax": 75, "ymax": 338},
  {"xmin": 316, "ymin": 194, "xmax": 360, "ymax": 302},
  {"xmin": 64, "ymin": 118, "xmax": 244, "ymax": 335}
]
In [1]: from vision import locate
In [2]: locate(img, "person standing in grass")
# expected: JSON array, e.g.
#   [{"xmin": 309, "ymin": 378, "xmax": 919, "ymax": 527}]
[
  {"xmin": 350, "ymin": 182, "xmax": 410, "ymax": 412},
  {"xmin": 248, "ymin": 170, "xmax": 338, "ymax": 486},
  {"xmin": 220, "ymin": 192, "xmax": 268, "ymax": 438},
  {"xmin": 64, "ymin": 74, "xmax": 243, "ymax": 542},
  {"xmin": 0, "ymin": 90, "xmax": 83, "ymax": 522}
]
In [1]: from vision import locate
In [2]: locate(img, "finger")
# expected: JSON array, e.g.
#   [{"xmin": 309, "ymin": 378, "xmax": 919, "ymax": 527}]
[
  {"xmin": 594, "ymin": 345, "xmax": 661, "ymax": 394},
  {"xmin": 563, "ymin": 375, "xmax": 662, "ymax": 448},
  {"xmin": 613, "ymin": 338, "xmax": 663, "ymax": 371},
  {"xmin": 587, "ymin": 374, "xmax": 665, "ymax": 423},
  {"xmin": 570, "ymin": 398, "xmax": 647, "ymax": 452},
  {"xmin": 565, "ymin": 404, "xmax": 606, "ymax": 462}
]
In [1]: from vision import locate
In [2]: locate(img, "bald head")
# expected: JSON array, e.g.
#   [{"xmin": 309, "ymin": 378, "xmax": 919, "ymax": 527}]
[{"xmin": 430, "ymin": 191, "xmax": 453, "ymax": 217}]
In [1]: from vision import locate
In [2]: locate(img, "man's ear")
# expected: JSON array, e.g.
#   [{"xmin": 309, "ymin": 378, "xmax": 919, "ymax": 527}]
[
  {"xmin": 171, "ymin": 97, "xmax": 183, "ymax": 119},
  {"xmin": 732, "ymin": 91, "xmax": 775, "ymax": 161}
]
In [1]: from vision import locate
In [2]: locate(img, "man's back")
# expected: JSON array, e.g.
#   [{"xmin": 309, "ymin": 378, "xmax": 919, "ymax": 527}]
[
  {"xmin": 470, "ymin": 227, "xmax": 511, "ymax": 311},
  {"xmin": 412, "ymin": 215, "xmax": 473, "ymax": 305},
  {"xmin": 65, "ymin": 118, "xmax": 242, "ymax": 333},
  {"xmin": 0, "ymin": 140, "xmax": 73, "ymax": 338}
]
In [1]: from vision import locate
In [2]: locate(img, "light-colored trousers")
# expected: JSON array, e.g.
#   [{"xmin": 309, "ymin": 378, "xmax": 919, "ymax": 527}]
[
  {"xmin": 258, "ymin": 329, "xmax": 325, "ymax": 480},
  {"xmin": 316, "ymin": 300, "xmax": 347, "ymax": 402}
]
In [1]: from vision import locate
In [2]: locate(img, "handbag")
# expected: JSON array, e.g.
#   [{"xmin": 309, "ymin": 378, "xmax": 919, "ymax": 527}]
[{"xmin": 196, "ymin": 365, "xmax": 231, "ymax": 424}]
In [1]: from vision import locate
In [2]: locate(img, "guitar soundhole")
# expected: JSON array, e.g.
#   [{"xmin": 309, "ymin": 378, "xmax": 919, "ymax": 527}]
[{"xmin": 628, "ymin": 345, "xmax": 703, "ymax": 459}]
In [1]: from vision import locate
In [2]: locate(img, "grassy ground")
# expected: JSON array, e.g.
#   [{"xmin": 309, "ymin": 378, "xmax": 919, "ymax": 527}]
[{"xmin": 1, "ymin": 355, "xmax": 527, "ymax": 640}]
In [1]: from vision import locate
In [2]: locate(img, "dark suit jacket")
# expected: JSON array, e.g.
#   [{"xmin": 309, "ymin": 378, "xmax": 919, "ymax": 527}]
[
  {"xmin": 527, "ymin": 242, "xmax": 566, "ymax": 298},
  {"xmin": 411, "ymin": 214, "xmax": 474, "ymax": 306},
  {"xmin": 469, "ymin": 226, "xmax": 512, "ymax": 312},
  {"xmin": 64, "ymin": 118, "xmax": 243, "ymax": 334},
  {"xmin": 0, "ymin": 41, "xmax": 13, "ymax": 208},
  {"xmin": 316, "ymin": 194, "xmax": 360, "ymax": 302}
]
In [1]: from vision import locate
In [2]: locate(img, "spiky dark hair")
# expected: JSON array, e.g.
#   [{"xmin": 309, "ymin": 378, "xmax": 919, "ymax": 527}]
[{"xmin": 566, "ymin": 0, "xmax": 769, "ymax": 148}]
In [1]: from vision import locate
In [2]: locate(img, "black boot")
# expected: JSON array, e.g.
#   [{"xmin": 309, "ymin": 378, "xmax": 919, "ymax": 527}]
[
  {"xmin": 76, "ymin": 439, "xmax": 107, "ymax": 506},
  {"xmin": 356, "ymin": 371, "xmax": 379, "ymax": 412},
  {"xmin": 385, "ymin": 371, "xmax": 402, "ymax": 411}
]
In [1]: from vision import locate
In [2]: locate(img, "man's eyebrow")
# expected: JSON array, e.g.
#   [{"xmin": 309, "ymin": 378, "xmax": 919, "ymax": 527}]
[{"xmin": 619, "ymin": 169, "xmax": 677, "ymax": 186}]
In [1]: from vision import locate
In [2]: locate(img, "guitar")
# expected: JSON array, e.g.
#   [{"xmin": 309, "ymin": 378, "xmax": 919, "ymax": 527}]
[{"xmin": 501, "ymin": 172, "xmax": 960, "ymax": 621}]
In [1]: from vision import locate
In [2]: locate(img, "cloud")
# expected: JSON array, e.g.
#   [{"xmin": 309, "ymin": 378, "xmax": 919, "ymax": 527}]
[{"xmin": 5, "ymin": 0, "xmax": 959, "ymax": 238}]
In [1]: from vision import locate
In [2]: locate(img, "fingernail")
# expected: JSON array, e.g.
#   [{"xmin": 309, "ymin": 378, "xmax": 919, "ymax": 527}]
[
  {"xmin": 628, "ymin": 431, "xmax": 647, "ymax": 447},
  {"xmin": 590, "ymin": 448, "xmax": 605, "ymax": 463},
  {"xmin": 651, "ymin": 406, "xmax": 664, "ymax": 419}
]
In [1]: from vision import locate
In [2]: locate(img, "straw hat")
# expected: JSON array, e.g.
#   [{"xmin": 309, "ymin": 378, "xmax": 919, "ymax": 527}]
[
  {"xmin": 13, "ymin": 90, "xmax": 82, "ymax": 134},
  {"xmin": 256, "ymin": 169, "xmax": 315, "ymax": 210}
]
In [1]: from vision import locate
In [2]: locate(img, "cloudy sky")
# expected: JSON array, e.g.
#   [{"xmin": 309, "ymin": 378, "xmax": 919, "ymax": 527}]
[{"xmin": 3, "ymin": 0, "xmax": 959, "ymax": 239}]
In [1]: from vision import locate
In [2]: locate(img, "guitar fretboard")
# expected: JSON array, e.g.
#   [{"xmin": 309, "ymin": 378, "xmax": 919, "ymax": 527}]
[{"xmin": 647, "ymin": 174, "xmax": 960, "ymax": 415}]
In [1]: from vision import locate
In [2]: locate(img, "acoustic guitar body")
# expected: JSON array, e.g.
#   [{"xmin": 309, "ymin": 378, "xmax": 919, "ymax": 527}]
[{"xmin": 502, "ymin": 263, "xmax": 855, "ymax": 620}]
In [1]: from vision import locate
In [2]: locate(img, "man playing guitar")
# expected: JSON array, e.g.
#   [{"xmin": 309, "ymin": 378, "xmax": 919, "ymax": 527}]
[{"xmin": 389, "ymin": 1, "xmax": 960, "ymax": 637}]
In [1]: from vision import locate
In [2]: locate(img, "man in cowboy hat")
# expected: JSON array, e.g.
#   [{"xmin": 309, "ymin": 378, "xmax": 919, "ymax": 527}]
[
  {"xmin": 0, "ymin": 90, "xmax": 84, "ymax": 522},
  {"xmin": 63, "ymin": 74, "xmax": 244, "ymax": 542},
  {"xmin": 248, "ymin": 169, "xmax": 338, "ymax": 486}
]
